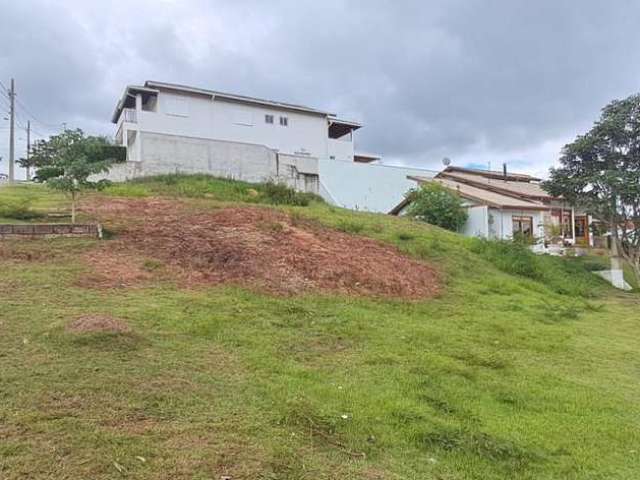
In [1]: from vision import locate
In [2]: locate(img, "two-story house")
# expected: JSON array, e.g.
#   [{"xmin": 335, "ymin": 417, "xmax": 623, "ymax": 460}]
[{"xmin": 108, "ymin": 80, "xmax": 365, "ymax": 193}]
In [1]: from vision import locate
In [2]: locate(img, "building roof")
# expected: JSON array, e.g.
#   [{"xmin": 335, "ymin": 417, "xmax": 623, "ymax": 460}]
[
  {"xmin": 112, "ymin": 80, "xmax": 363, "ymax": 125},
  {"xmin": 388, "ymin": 172, "xmax": 554, "ymax": 215},
  {"xmin": 441, "ymin": 166, "xmax": 541, "ymax": 182},
  {"xmin": 438, "ymin": 167, "xmax": 553, "ymax": 200},
  {"xmin": 145, "ymin": 80, "xmax": 334, "ymax": 116},
  {"xmin": 419, "ymin": 176, "xmax": 548, "ymax": 209}
]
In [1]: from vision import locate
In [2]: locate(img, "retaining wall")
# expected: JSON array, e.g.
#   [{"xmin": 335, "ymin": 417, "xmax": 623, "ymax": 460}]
[{"xmin": 0, "ymin": 224, "xmax": 102, "ymax": 239}]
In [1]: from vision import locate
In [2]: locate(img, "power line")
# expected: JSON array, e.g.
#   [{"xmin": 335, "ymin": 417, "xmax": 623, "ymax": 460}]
[{"xmin": 14, "ymin": 96, "xmax": 63, "ymax": 129}]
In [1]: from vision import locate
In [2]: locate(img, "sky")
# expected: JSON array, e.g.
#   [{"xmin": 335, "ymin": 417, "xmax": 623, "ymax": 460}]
[{"xmin": 1, "ymin": 0, "xmax": 640, "ymax": 179}]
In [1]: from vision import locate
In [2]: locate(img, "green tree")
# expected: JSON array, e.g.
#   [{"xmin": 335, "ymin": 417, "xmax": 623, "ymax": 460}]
[
  {"xmin": 543, "ymin": 94, "xmax": 640, "ymax": 284},
  {"xmin": 405, "ymin": 182, "xmax": 468, "ymax": 231},
  {"xmin": 31, "ymin": 129, "xmax": 125, "ymax": 223}
]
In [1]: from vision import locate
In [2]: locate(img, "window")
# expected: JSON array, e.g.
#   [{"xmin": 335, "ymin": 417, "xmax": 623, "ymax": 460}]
[
  {"xmin": 512, "ymin": 216, "xmax": 533, "ymax": 237},
  {"xmin": 279, "ymin": 116, "xmax": 288, "ymax": 127},
  {"xmin": 265, "ymin": 114, "xmax": 274, "ymax": 124}
]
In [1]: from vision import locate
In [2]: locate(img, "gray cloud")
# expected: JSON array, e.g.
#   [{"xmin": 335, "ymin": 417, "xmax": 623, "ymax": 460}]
[{"xmin": 2, "ymin": 0, "xmax": 640, "ymax": 176}]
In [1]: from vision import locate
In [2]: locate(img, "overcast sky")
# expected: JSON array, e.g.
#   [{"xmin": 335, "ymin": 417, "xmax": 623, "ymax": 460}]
[{"xmin": 2, "ymin": 0, "xmax": 640, "ymax": 179}]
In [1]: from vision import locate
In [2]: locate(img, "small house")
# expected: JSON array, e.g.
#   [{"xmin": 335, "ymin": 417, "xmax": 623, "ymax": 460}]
[{"xmin": 390, "ymin": 166, "xmax": 593, "ymax": 246}]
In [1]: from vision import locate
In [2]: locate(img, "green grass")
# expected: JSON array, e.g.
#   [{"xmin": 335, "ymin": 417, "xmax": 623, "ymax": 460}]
[
  {"xmin": 0, "ymin": 183, "xmax": 68, "ymax": 223},
  {"xmin": 104, "ymin": 174, "xmax": 324, "ymax": 206},
  {"xmin": 1, "ymin": 177, "xmax": 639, "ymax": 479}
]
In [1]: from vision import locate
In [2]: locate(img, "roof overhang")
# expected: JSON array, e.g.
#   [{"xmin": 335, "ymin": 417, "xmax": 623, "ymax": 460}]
[
  {"xmin": 111, "ymin": 85, "xmax": 159, "ymax": 123},
  {"xmin": 144, "ymin": 80, "xmax": 333, "ymax": 116},
  {"xmin": 354, "ymin": 152, "xmax": 381, "ymax": 163},
  {"xmin": 406, "ymin": 176, "xmax": 551, "ymax": 211},
  {"xmin": 328, "ymin": 117, "xmax": 362, "ymax": 138}
]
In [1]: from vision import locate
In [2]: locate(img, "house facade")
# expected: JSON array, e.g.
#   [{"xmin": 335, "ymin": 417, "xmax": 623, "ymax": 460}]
[
  {"xmin": 108, "ymin": 81, "xmax": 364, "ymax": 193},
  {"xmin": 391, "ymin": 167, "xmax": 593, "ymax": 247},
  {"xmin": 106, "ymin": 80, "xmax": 436, "ymax": 212}
]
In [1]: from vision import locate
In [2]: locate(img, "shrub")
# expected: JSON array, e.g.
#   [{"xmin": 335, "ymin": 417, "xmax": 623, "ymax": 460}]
[
  {"xmin": 0, "ymin": 199, "xmax": 43, "ymax": 220},
  {"xmin": 405, "ymin": 183, "xmax": 468, "ymax": 231},
  {"xmin": 397, "ymin": 231, "xmax": 415, "ymax": 241},
  {"xmin": 336, "ymin": 219, "xmax": 365, "ymax": 234},
  {"xmin": 258, "ymin": 182, "xmax": 322, "ymax": 206}
]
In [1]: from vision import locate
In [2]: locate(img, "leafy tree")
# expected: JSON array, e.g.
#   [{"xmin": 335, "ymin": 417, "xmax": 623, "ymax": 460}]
[
  {"xmin": 30, "ymin": 129, "xmax": 125, "ymax": 223},
  {"xmin": 543, "ymin": 94, "xmax": 640, "ymax": 283},
  {"xmin": 405, "ymin": 182, "xmax": 468, "ymax": 231}
]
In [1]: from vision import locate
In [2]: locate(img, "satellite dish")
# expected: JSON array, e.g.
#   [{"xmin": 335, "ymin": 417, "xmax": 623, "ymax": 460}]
[{"xmin": 442, "ymin": 157, "xmax": 451, "ymax": 167}]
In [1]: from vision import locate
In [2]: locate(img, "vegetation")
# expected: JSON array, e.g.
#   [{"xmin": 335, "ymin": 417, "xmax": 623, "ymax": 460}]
[
  {"xmin": 105, "ymin": 173, "xmax": 323, "ymax": 207},
  {"xmin": 543, "ymin": 93, "xmax": 640, "ymax": 284},
  {"xmin": 27, "ymin": 129, "xmax": 125, "ymax": 222},
  {"xmin": 405, "ymin": 182, "xmax": 468, "ymax": 231},
  {"xmin": 0, "ymin": 197, "xmax": 43, "ymax": 220},
  {"xmin": 0, "ymin": 178, "xmax": 638, "ymax": 479}
]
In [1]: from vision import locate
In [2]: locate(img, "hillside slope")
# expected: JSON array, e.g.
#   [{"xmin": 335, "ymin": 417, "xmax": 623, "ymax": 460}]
[{"xmin": 1, "ymin": 177, "xmax": 639, "ymax": 480}]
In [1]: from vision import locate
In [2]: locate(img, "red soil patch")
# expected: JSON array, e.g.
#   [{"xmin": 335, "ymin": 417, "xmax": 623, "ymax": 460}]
[
  {"xmin": 66, "ymin": 314, "xmax": 131, "ymax": 334},
  {"xmin": 81, "ymin": 197, "xmax": 440, "ymax": 299},
  {"xmin": 78, "ymin": 249, "xmax": 154, "ymax": 289}
]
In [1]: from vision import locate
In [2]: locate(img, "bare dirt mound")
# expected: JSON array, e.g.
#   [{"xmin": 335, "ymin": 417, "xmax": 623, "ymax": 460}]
[
  {"xmin": 82, "ymin": 197, "xmax": 440, "ymax": 299},
  {"xmin": 66, "ymin": 315, "xmax": 131, "ymax": 334}
]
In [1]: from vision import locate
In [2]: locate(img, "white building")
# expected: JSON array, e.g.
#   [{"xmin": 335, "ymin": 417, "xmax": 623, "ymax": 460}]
[
  {"xmin": 107, "ymin": 80, "xmax": 436, "ymax": 212},
  {"xmin": 109, "ymin": 81, "xmax": 364, "ymax": 191}
]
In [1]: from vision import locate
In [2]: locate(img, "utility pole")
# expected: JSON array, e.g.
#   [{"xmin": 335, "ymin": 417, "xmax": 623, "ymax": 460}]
[
  {"xmin": 26, "ymin": 120, "xmax": 31, "ymax": 180},
  {"xmin": 8, "ymin": 78, "xmax": 15, "ymax": 182}
]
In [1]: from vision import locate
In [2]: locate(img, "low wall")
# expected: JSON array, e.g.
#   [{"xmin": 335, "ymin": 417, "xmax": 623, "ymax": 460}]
[
  {"xmin": 318, "ymin": 159, "xmax": 438, "ymax": 213},
  {"xmin": 0, "ymin": 224, "xmax": 102, "ymax": 239}
]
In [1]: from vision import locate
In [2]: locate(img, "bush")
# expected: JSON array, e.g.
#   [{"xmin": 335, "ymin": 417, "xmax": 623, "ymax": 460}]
[
  {"xmin": 0, "ymin": 199, "xmax": 43, "ymax": 220},
  {"xmin": 259, "ymin": 182, "xmax": 322, "ymax": 206},
  {"xmin": 336, "ymin": 219, "xmax": 365, "ymax": 234},
  {"xmin": 405, "ymin": 183, "xmax": 468, "ymax": 231}
]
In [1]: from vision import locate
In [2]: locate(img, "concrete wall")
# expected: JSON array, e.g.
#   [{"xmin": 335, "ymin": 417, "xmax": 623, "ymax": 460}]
[
  {"xmin": 100, "ymin": 132, "xmax": 320, "ymax": 194},
  {"xmin": 318, "ymin": 159, "xmax": 437, "ymax": 213}
]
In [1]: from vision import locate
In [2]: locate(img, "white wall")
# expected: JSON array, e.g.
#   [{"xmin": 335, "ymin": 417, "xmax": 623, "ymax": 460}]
[
  {"xmin": 211, "ymin": 98, "xmax": 329, "ymax": 160},
  {"xmin": 134, "ymin": 90, "xmax": 331, "ymax": 162},
  {"xmin": 328, "ymin": 137, "xmax": 354, "ymax": 162},
  {"xmin": 488, "ymin": 208, "xmax": 545, "ymax": 240},
  {"xmin": 463, "ymin": 205, "xmax": 489, "ymax": 237},
  {"xmin": 318, "ymin": 158, "xmax": 437, "ymax": 213}
]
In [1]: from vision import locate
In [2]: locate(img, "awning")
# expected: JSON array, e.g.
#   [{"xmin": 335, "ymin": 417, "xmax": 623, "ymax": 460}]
[{"xmin": 328, "ymin": 117, "xmax": 362, "ymax": 138}]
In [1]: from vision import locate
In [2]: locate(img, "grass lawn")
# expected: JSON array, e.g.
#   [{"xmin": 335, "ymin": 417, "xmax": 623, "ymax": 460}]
[{"xmin": 1, "ymin": 177, "xmax": 639, "ymax": 479}]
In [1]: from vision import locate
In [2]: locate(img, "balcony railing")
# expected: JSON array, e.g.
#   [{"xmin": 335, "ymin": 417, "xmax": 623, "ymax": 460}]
[{"xmin": 122, "ymin": 108, "xmax": 137, "ymax": 123}]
